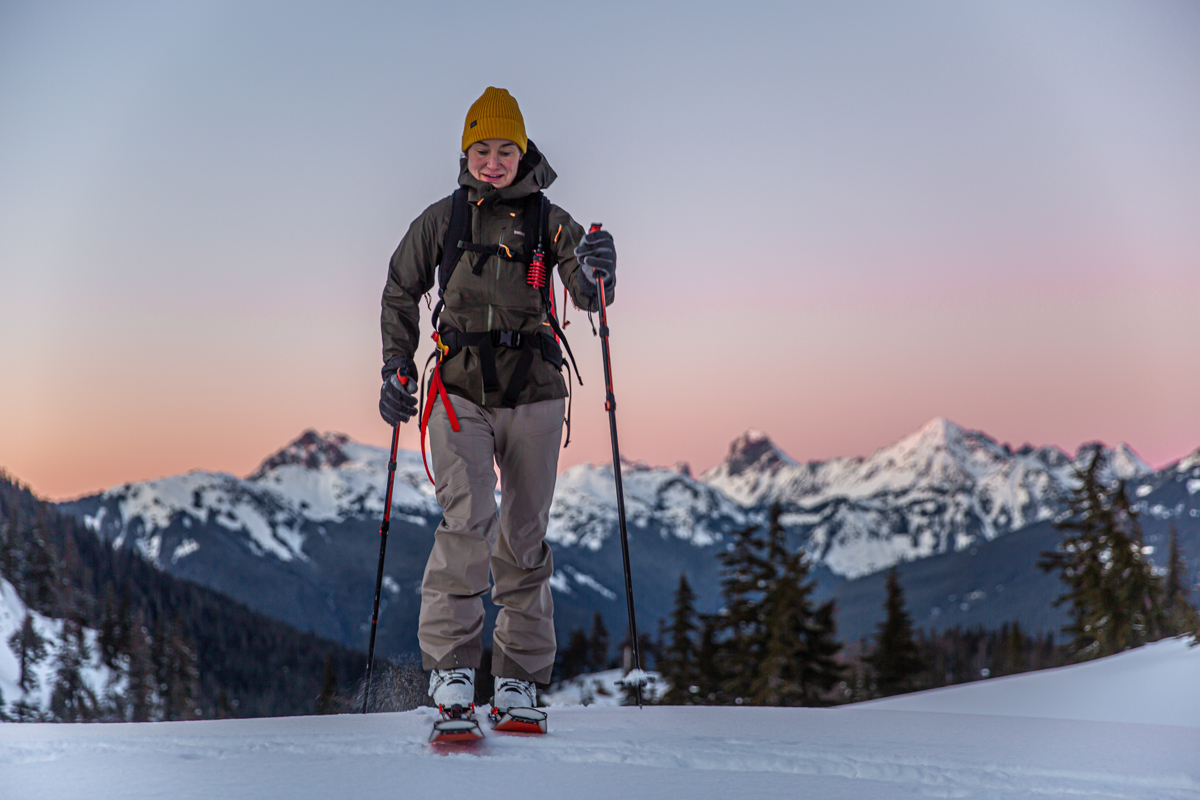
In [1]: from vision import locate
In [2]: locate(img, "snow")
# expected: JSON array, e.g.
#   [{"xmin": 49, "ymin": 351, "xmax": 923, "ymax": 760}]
[
  {"xmin": 697, "ymin": 418, "xmax": 1164, "ymax": 579},
  {"xmin": 83, "ymin": 424, "xmax": 1184, "ymax": 586},
  {"xmin": 3, "ymin": 638, "xmax": 1197, "ymax": 798},
  {"xmin": 543, "ymin": 668, "xmax": 666, "ymax": 707},
  {"xmin": 169, "ymin": 538, "xmax": 199, "ymax": 563},
  {"xmin": 83, "ymin": 433, "xmax": 439, "ymax": 567},
  {"xmin": 545, "ymin": 461, "xmax": 746, "ymax": 551},
  {"xmin": 560, "ymin": 565, "xmax": 617, "ymax": 599},
  {"xmin": 0, "ymin": 579, "xmax": 119, "ymax": 718},
  {"xmin": 859, "ymin": 636, "xmax": 1200, "ymax": 729},
  {"xmin": 1, "ymin": 704, "xmax": 1194, "ymax": 799}
]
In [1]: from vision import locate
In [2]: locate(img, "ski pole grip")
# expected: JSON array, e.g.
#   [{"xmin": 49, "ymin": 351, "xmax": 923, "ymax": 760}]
[{"xmin": 586, "ymin": 223, "xmax": 609, "ymax": 282}]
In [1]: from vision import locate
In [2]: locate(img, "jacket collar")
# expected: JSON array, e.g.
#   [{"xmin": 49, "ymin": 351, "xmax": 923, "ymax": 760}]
[{"xmin": 459, "ymin": 140, "xmax": 557, "ymax": 204}]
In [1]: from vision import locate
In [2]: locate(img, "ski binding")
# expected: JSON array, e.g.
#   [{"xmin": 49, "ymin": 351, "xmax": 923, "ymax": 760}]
[
  {"xmin": 429, "ymin": 704, "xmax": 484, "ymax": 744},
  {"xmin": 489, "ymin": 706, "xmax": 548, "ymax": 734}
]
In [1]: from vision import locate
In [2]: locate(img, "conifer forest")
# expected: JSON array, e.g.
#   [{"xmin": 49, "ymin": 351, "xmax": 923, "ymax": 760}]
[{"xmin": 0, "ymin": 474, "xmax": 365, "ymax": 722}]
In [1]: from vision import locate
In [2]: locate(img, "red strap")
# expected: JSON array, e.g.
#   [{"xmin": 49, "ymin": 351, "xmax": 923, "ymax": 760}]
[{"xmin": 419, "ymin": 365, "xmax": 461, "ymax": 485}]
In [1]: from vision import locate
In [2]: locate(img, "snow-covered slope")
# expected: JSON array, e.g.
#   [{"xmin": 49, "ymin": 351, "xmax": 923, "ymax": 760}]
[
  {"xmin": 861, "ymin": 636, "xmax": 1200, "ymax": 728},
  {"xmin": 547, "ymin": 460, "xmax": 748, "ymax": 551},
  {"xmin": 77, "ymin": 431, "xmax": 437, "ymax": 569},
  {"xmin": 701, "ymin": 418, "xmax": 1152, "ymax": 578},
  {"xmin": 0, "ymin": 578, "xmax": 120, "ymax": 719},
  {"xmin": 3, "ymin": 640, "xmax": 1197, "ymax": 800}
]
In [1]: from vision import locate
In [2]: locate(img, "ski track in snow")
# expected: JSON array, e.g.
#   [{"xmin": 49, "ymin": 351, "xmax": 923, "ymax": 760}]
[
  {"xmin": 4, "ymin": 641, "xmax": 1200, "ymax": 798},
  {"xmin": 2, "ymin": 706, "xmax": 1196, "ymax": 800}
]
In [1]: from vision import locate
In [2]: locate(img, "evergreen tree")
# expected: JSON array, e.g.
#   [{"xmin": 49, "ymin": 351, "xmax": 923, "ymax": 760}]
[
  {"xmin": 1039, "ymin": 447, "xmax": 1166, "ymax": 660},
  {"xmin": 49, "ymin": 618, "xmax": 98, "ymax": 722},
  {"xmin": 557, "ymin": 627, "xmax": 591, "ymax": 681},
  {"xmin": 993, "ymin": 621, "xmax": 1029, "ymax": 677},
  {"xmin": 865, "ymin": 568, "xmax": 923, "ymax": 696},
  {"xmin": 659, "ymin": 574, "xmax": 702, "ymax": 704},
  {"xmin": 8, "ymin": 613, "xmax": 49, "ymax": 698},
  {"xmin": 806, "ymin": 600, "xmax": 845, "ymax": 702},
  {"xmin": 314, "ymin": 653, "xmax": 340, "ymax": 714},
  {"xmin": 96, "ymin": 585, "xmax": 129, "ymax": 670},
  {"xmin": 1162, "ymin": 524, "xmax": 1200, "ymax": 638},
  {"xmin": 715, "ymin": 515, "xmax": 778, "ymax": 702},
  {"xmin": 157, "ymin": 618, "xmax": 199, "ymax": 721},
  {"xmin": 126, "ymin": 609, "xmax": 157, "ymax": 722},
  {"xmin": 22, "ymin": 512, "xmax": 59, "ymax": 615},
  {"xmin": 0, "ymin": 499, "xmax": 18, "ymax": 582},
  {"xmin": 750, "ymin": 518, "xmax": 843, "ymax": 706},
  {"xmin": 715, "ymin": 504, "xmax": 843, "ymax": 706},
  {"xmin": 588, "ymin": 612, "xmax": 610, "ymax": 672},
  {"xmin": 695, "ymin": 614, "xmax": 722, "ymax": 703}
]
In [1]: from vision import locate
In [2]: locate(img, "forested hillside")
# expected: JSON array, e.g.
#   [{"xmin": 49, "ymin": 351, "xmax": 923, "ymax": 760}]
[{"xmin": 0, "ymin": 473, "xmax": 365, "ymax": 720}]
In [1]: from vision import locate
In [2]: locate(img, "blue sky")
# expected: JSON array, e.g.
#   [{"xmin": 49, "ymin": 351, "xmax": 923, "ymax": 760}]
[{"xmin": 2, "ymin": 0, "xmax": 1198, "ymax": 497}]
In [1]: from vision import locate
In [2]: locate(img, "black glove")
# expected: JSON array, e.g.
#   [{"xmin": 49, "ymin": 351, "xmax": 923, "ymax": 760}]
[
  {"xmin": 574, "ymin": 229, "xmax": 616, "ymax": 296},
  {"xmin": 379, "ymin": 355, "xmax": 418, "ymax": 426}
]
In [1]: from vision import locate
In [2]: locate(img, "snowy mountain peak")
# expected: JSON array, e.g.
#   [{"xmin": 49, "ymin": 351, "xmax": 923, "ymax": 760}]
[
  {"xmin": 1103, "ymin": 443, "xmax": 1153, "ymax": 481},
  {"xmin": 1177, "ymin": 447, "xmax": 1200, "ymax": 473},
  {"xmin": 875, "ymin": 418, "xmax": 1012, "ymax": 483},
  {"xmin": 715, "ymin": 429, "xmax": 797, "ymax": 478},
  {"xmin": 1070, "ymin": 441, "xmax": 1153, "ymax": 482},
  {"xmin": 249, "ymin": 430, "xmax": 351, "ymax": 479},
  {"xmin": 699, "ymin": 418, "xmax": 1087, "ymax": 577}
]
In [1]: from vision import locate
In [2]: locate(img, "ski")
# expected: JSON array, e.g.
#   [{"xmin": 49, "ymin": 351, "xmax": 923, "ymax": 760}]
[
  {"xmin": 429, "ymin": 704, "xmax": 485, "ymax": 745},
  {"xmin": 489, "ymin": 706, "xmax": 548, "ymax": 734}
]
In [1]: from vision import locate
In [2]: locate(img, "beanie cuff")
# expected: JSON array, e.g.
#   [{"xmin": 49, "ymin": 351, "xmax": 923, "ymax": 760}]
[{"xmin": 462, "ymin": 118, "xmax": 527, "ymax": 153}]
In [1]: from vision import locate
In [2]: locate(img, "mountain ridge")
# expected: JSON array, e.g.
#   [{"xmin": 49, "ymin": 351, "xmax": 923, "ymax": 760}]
[{"xmin": 56, "ymin": 420, "xmax": 1200, "ymax": 655}]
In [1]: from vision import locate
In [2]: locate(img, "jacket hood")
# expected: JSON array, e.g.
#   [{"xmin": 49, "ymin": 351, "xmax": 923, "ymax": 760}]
[{"xmin": 459, "ymin": 140, "xmax": 557, "ymax": 202}]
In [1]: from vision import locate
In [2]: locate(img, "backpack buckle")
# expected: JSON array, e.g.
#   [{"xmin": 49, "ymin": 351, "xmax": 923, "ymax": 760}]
[
  {"xmin": 492, "ymin": 330, "xmax": 522, "ymax": 348},
  {"xmin": 432, "ymin": 331, "xmax": 449, "ymax": 361}
]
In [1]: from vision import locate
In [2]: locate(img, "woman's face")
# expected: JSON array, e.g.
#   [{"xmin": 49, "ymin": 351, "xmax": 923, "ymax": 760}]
[{"xmin": 466, "ymin": 139, "xmax": 522, "ymax": 189}]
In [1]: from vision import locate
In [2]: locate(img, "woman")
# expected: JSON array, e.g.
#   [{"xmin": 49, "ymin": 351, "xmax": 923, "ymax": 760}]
[{"xmin": 378, "ymin": 87, "xmax": 616, "ymax": 720}]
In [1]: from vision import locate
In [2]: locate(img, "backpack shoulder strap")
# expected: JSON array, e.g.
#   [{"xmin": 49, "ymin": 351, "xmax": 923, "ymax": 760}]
[{"xmin": 432, "ymin": 188, "xmax": 471, "ymax": 330}]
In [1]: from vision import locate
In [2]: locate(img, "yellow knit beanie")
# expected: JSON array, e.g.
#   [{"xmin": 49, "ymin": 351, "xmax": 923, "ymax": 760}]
[{"xmin": 462, "ymin": 87, "xmax": 527, "ymax": 154}]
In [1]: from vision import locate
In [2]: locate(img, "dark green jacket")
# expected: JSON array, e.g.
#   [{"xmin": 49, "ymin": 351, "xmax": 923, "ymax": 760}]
[{"xmin": 381, "ymin": 145, "xmax": 614, "ymax": 407}]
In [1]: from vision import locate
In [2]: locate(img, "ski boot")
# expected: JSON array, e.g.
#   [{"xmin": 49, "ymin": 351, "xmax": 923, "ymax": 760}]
[
  {"xmin": 428, "ymin": 668, "xmax": 484, "ymax": 744},
  {"xmin": 489, "ymin": 677, "xmax": 547, "ymax": 734}
]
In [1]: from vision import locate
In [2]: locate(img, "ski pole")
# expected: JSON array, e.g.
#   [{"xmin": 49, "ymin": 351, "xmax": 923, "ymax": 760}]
[
  {"xmin": 362, "ymin": 420, "xmax": 402, "ymax": 713},
  {"xmin": 589, "ymin": 223, "xmax": 644, "ymax": 707}
]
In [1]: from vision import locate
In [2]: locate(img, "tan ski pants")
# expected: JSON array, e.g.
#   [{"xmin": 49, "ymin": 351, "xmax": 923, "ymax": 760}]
[{"xmin": 419, "ymin": 394, "xmax": 564, "ymax": 683}]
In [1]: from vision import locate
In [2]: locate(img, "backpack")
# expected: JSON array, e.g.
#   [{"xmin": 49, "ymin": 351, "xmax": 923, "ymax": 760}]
[{"xmin": 416, "ymin": 187, "xmax": 582, "ymax": 483}]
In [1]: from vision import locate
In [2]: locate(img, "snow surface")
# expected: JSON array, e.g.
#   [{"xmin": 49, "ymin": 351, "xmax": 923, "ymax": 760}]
[
  {"xmin": 543, "ymin": 668, "xmax": 666, "ymax": 707},
  {"xmin": 860, "ymin": 636, "xmax": 1200, "ymax": 729},
  {"xmin": 2, "ymin": 639, "xmax": 1198, "ymax": 799}
]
